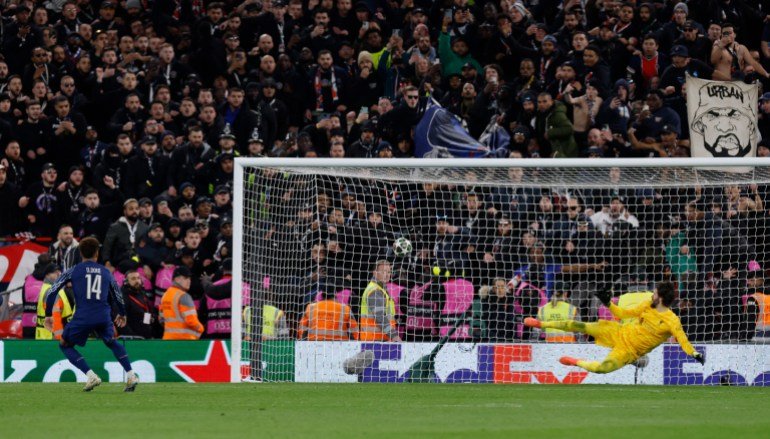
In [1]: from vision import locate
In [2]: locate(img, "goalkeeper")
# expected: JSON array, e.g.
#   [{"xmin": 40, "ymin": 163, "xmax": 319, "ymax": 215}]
[{"xmin": 524, "ymin": 281, "xmax": 704, "ymax": 373}]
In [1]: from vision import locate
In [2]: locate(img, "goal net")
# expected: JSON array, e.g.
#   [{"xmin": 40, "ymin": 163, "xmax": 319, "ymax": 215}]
[{"xmin": 231, "ymin": 158, "xmax": 770, "ymax": 385}]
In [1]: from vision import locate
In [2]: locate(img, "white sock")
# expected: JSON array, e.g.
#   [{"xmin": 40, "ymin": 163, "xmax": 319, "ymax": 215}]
[
  {"xmin": 127, "ymin": 370, "xmax": 136, "ymax": 378},
  {"xmin": 86, "ymin": 370, "xmax": 97, "ymax": 378}
]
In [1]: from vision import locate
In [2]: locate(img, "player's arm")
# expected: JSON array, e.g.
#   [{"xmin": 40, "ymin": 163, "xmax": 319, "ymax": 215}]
[
  {"xmin": 45, "ymin": 268, "xmax": 74, "ymax": 317},
  {"xmin": 108, "ymin": 276, "xmax": 127, "ymax": 316},
  {"xmin": 609, "ymin": 301, "xmax": 648, "ymax": 319},
  {"xmin": 669, "ymin": 316, "xmax": 703, "ymax": 363}
]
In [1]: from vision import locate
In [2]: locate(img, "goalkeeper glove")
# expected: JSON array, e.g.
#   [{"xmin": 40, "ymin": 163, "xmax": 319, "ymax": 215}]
[
  {"xmin": 594, "ymin": 284, "xmax": 613, "ymax": 307},
  {"xmin": 692, "ymin": 352, "xmax": 705, "ymax": 365}
]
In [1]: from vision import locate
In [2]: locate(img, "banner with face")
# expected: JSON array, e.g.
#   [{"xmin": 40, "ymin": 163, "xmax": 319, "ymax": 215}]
[{"xmin": 687, "ymin": 75, "xmax": 758, "ymax": 160}]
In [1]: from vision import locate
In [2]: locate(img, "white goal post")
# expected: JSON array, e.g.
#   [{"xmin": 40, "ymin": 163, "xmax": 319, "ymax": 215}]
[{"xmin": 231, "ymin": 157, "xmax": 770, "ymax": 384}]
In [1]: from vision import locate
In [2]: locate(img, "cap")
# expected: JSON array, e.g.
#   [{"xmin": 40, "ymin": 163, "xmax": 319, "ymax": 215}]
[
  {"xmin": 217, "ymin": 152, "xmax": 236, "ymax": 162},
  {"xmin": 543, "ymin": 35, "xmax": 557, "ymax": 44},
  {"xmin": 660, "ymin": 124, "xmax": 677, "ymax": 134},
  {"xmin": 43, "ymin": 263, "xmax": 62, "ymax": 276},
  {"xmin": 683, "ymin": 19, "xmax": 696, "ymax": 29},
  {"xmin": 149, "ymin": 222, "xmax": 163, "ymax": 230},
  {"xmin": 261, "ymin": 78, "xmax": 277, "ymax": 89},
  {"xmin": 195, "ymin": 196, "xmax": 213, "ymax": 208},
  {"xmin": 0, "ymin": 93, "xmax": 10, "ymax": 102},
  {"xmin": 126, "ymin": 0, "xmax": 141, "ymax": 9},
  {"xmin": 221, "ymin": 217, "xmax": 233, "ymax": 226},
  {"xmin": 214, "ymin": 185, "xmax": 230, "ymax": 195},
  {"xmin": 42, "ymin": 162, "xmax": 56, "ymax": 172},
  {"xmin": 167, "ymin": 217, "xmax": 182, "ymax": 228},
  {"xmin": 461, "ymin": 62, "xmax": 475, "ymax": 70},
  {"xmin": 361, "ymin": 121, "xmax": 376, "ymax": 132},
  {"xmin": 172, "ymin": 265, "xmax": 193, "ymax": 278},
  {"xmin": 140, "ymin": 136, "xmax": 158, "ymax": 145},
  {"xmin": 412, "ymin": 7, "xmax": 426, "ymax": 15},
  {"xmin": 374, "ymin": 141, "xmax": 393, "ymax": 154},
  {"xmin": 760, "ymin": 92, "xmax": 770, "ymax": 102},
  {"xmin": 436, "ymin": 213, "xmax": 449, "ymax": 222},
  {"xmin": 101, "ymin": 1, "xmax": 116, "ymax": 9},
  {"xmin": 138, "ymin": 197, "xmax": 152, "ymax": 206},
  {"xmin": 179, "ymin": 181, "xmax": 195, "ymax": 192},
  {"xmin": 498, "ymin": 216, "xmax": 511, "ymax": 225},
  {"xmin": 670, "ymin": 45, "xmax": 689, "ymax": 58},
  {"xmin": 561, "ymin": 60, "xmax": 576, "ymax": 69},
  {"xmin": 245, "ymin": 81, "xmax": 260, "ymax": 91},
  {"xmin": 273, "ymin": 0, "xmax": 287, "ymax": 7},
  {"xmin": 354, "ymin": 1, "xmax": 370, "ymax": 12},
  {"xmin": 195, "ymin": 219, "xmax": 210, "ymax": 228}
]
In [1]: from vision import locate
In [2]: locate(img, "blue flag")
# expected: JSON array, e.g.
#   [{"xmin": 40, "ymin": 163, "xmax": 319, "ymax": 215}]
[{"xmin": 414, "ymin": 104, "xmax": 490, "ymax": 158}]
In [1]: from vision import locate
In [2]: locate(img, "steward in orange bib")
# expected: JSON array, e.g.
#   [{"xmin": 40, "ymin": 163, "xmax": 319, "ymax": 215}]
[
  {"xmin": 299, "ymin": 291, "xmax": 358, "ymax": 340},
  {"xmin": 359, "ymin": 260, "xmax": 401, "ymax": 342},
  {"xmin": 160, "ymin": 266, "xmax": 204, "ymax": 340}
]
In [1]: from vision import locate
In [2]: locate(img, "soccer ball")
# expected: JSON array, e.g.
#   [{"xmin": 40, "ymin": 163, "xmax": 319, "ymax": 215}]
[{"xmin": 393, "ymin": 237, "xmax": 413, "ymax": 257}]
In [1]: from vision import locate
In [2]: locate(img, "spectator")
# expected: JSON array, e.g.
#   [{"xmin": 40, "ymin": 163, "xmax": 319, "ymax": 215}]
[
  {"xmin": 0, "ymin": 164, "xmax": 22, "ymax": 235},
  {"xmin": 160, "ymin": 265, "xmax": 204, "ymax": 340},
  {"xmin": 103, "ymin": 198, "xmax": 149, "ymax": 270},
  {"xmin": 49, "ymin": 224, "xmax": 81, "ymax": 271},
  {"xmin": 535, "ymin": 92, "xmax": 577, "ymax": 158},
  {"xmin": 118, "ymin": 268, "xmax": 158, "ymax": 339}
]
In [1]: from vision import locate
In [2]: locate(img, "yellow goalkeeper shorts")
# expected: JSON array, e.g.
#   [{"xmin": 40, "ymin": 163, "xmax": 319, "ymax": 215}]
[{"xmin": 585, "ymin": 320, "xmax": 638, "ymax": 366}]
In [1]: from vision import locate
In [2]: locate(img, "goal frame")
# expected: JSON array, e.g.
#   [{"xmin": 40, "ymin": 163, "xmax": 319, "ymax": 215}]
[{"xmin": 230, "ymin": 156, "xmax": 770, "ymax": 383}]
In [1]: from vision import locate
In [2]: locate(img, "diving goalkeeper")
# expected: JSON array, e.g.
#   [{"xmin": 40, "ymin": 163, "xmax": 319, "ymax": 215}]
[{"xmin": 523, "ymin": 281, "xmax": 704, "ymax": 374}]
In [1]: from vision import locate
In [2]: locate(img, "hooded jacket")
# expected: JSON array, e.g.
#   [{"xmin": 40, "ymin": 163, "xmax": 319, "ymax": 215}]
[{"xmin": 536, "ymin": 101, "xmax": 578, "ymax": 158}]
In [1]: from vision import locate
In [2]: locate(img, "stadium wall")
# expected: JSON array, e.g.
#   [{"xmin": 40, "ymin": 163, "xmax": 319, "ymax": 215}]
[
  {"xmin": 295, "ymin": 342, "xmax": 770, "ymax": 386},
  {"xmin": 0, "ymin": 340, "xmax": 294, "ymax": 383},
  {"xmin": 3, "ymin": 340, "xmax": 768, "ymax": 385}
]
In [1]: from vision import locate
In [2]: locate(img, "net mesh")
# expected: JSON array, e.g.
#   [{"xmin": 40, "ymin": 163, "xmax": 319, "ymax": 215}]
[{"xmin": 237, "ymin": 163, "xmax": 770, "ymax": 385}]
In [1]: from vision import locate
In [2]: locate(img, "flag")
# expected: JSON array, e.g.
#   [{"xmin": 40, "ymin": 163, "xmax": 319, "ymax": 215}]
[
  {"xmin": 686, "ymin": 74, "xmax": 758, "ymax": 161},
  {"xmin": 414, "ymin": 103, "xmax": 491, "ymax": 158},
  {"xmin": 479, "ymin": 116, "xmax": 512, "ymax": 157}
]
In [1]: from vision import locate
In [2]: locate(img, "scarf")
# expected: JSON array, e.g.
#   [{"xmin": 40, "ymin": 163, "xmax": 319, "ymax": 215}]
[{"xmin": 314, "ymin": 67, "xmax": 338, "ymax": 111}]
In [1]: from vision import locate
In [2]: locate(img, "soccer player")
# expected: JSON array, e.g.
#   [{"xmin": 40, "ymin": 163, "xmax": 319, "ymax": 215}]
[
  {"xmin": 44, "ymin": 237, "xmax": 139, "ymax": 392},
  {"xmin": 523, "ymin": 281, "xmax": 704, "ymax": 374}
]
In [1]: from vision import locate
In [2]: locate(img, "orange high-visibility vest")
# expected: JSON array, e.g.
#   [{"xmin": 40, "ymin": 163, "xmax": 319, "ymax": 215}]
[
  {"xmin": 751, "ymin": 293, "xmax": 770, "ymax": 330},
  {"xmin": 161, "ymin": 286, "xmax": 204, "ymax": 340},
  {"xmin": 299, "ymin": 300, "xmax": 358, "ymax": 341},
  {"xmin": 51, "ymin": 290, "xmax": 75, "ymax": 340},
  {"xmin": 359, "ymin": 281, "xmax": 397, "ymax": 341}
]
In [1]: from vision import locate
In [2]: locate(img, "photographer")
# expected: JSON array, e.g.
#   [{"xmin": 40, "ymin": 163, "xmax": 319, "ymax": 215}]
[{"xmin": 117, "ymin": 268, "xmax": 159, "ymax": 339}]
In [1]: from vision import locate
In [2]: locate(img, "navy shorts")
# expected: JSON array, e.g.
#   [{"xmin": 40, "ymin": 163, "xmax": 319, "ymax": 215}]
[{"xmin": 62, "ymin": 320, "xmax": 115, "ymax": 347}]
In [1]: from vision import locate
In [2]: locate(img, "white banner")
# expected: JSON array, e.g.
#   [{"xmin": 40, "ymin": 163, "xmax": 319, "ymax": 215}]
[
  {"xmin": 295, "ymin": 342, "xmax": 770, "ymax": 386},
  {"xmin": 687, "ymin": 75, "xmax": 758, "ymax": 160}
]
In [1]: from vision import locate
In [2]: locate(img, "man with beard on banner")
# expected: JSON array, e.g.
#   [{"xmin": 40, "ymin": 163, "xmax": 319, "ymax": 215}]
[{"xmin": 687, "ymin": 75, "xmax": 758, "ymax": 159}]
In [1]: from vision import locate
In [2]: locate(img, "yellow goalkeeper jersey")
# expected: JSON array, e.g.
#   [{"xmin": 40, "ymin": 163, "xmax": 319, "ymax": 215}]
[{"xmin": 609, "ymin": 301, "xmax": 696, "ymax": 358}]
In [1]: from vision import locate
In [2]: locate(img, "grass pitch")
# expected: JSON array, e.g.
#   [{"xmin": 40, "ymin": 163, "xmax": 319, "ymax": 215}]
[{"xmin": 1, "ymin": 384, "xmax": 768, "ymax": 438}]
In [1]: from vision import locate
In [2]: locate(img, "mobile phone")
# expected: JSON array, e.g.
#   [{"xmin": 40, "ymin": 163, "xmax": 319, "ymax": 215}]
[
  {"xmin": 360, "ymin": 107, "xmax": 369, "ymax": 114},
  {"xmin": 444, "ymin": 10, "xmax": 452, "ymax": 20},
  {"xmin": 362, "ymin": 21, "xmax": 369, "ymax": 30},
  {"xmin": 392, "ymin": 29, "xmax": 401, "ymax": 37}
]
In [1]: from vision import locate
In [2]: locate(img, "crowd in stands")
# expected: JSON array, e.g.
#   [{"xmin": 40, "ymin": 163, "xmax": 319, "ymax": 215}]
[{"xmin": 1, "ymin": 0, "xmax": 769, "ymax": 341}]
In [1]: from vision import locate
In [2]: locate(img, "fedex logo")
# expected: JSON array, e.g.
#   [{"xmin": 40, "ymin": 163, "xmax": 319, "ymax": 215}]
[
  {"xmin": 354, "ymin": 344, "xmax": 588, "ymax": 384},
  {"xmin": 492, "ymin": 345, "xmax": 588, "ymax": 384}
]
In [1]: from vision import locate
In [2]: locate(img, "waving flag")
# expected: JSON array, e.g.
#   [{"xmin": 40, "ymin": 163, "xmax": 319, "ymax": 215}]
[{"xmin": 414, "ymin": 103, "xmax": 491, "ymax": 158}]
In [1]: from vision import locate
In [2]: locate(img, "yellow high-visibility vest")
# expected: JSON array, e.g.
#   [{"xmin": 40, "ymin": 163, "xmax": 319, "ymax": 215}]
[{"xmin": 537, "ymin": 300, "xmax": 577, "ymax": 342}]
